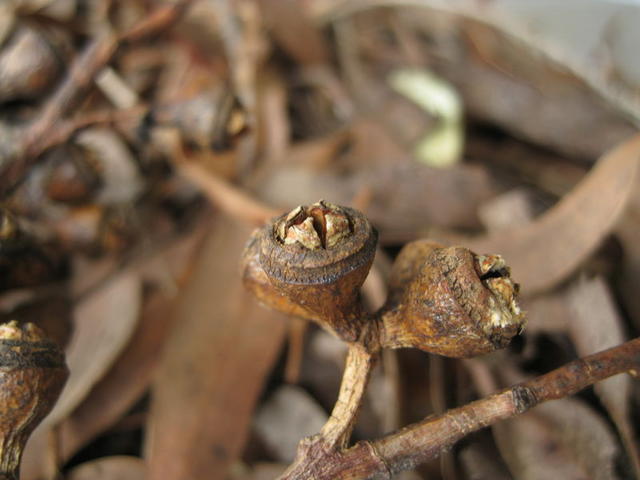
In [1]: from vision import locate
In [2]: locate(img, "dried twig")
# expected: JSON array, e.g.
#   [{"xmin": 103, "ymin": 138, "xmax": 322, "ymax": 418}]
[
  {"xmin": 0, "ymin": 0, "xmax": 195, "ymax": 195},
  {"xmin": 280, "ymin": 337, "xmax": 640, "ymax": 479},
  {"xmin": 177, "ymin": 160, "xmax": 281, "ymax": 226}
]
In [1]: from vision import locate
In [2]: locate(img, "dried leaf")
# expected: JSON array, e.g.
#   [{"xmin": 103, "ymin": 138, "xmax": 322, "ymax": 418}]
[
  {"xmin": 254, "ymin": 385, "xmax": 328, "ymax": 462},
  {"xmin": 616, "ymin": 178, "xmax": 640, "ymax": 330},
  {"xmin": 66, "ymin": 456, "xmax": 146, "ymax": 480},
  {"xmin": 256, "ymin": 162, "xmax": 494, "ymax": 240},
  {"xmin": 145, "ymin": 217, "xmax": 287, "ymax": 480},
  {"xmin": 519, "ymin": 290, "xmax": 570, "ymax": 338},
  {"xmin": 53, "ymin": 272, "xmax": 142, "ymax": 424},
  {"xmin": 258, "ymin": 0, "xmax": 329, "ymax": 66},
  {"xmin": 457, "ymin": 133, "xmax": 640, "ymax": 295},
  {"xmin": 57, "ymin": 290, "xmax": 174, "ymax": 463},
  {"xmin": 494, "ymin": 398, "xmax": 620, "ymax": 480},
  {"xmin": 459, "ymin": 437, "xmax": 512, "ymax": 480},
  {"xmin": 568, "ymin": 276, "xmax": 640, "ymax": 477},
  {"xmin": 21, "ymin": 270, "xmax": 142, "ymax": 479},
  {"xmin": 478, "ymin": 188, "xmax": 535, "ymax": 233},
  {"xmin": 313, "ymin": 3, "xmax": 638, "ymax": 158}
]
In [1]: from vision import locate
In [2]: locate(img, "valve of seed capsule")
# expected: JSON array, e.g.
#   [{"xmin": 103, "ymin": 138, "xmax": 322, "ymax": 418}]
[{"xmin": 276, "ymin": 202, "xmax": 352, "ymax": 250}]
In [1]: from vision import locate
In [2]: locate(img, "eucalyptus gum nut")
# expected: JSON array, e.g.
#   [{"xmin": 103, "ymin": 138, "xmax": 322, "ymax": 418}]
[
  {"xmin": 242, "ymin": 231, "xmax": 313, "ymax": 321},
  {"xmin": 385, "ymin": 241, "xmax": 442, "ymax": 304},
  {"xmin": 0, "ymin": 321, "xmax": 68, "ymax": 480},
  {"xmin": 242, "ymin": 202, "xmax": 378, "ymax": 342},
  {"xmin": 379, "ymin": 243, "xmax": 525, "ymax": 358}
]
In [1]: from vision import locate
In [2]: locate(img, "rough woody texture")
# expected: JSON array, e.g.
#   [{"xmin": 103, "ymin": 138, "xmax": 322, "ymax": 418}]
[
  {"xmin": 319, "ymin": 344, "xmax": 377, "ymax": 449},
  {"xmin": 379, "ymin": 241, "xmax": 525, "ymax": 357},
  {"xmin": 240, "ymin": 202, "xmax": 640, "ymax": 479},
  {"xmin": 279, "ymin": 338, "xmax": 640, "ymax": 479},
  {"xmin": 0, "ymin": 321, "xmax": 68, "ymax": 480},
  {"xmin": 242, "ymin": 202, "xmax": 377, "ymax": 342},
  {"xmin": 242, "ymin": 201, "xmax": 532, "ymax": 478}
]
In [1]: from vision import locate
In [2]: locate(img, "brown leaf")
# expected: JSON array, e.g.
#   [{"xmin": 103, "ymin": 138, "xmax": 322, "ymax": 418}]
[
  {"xmin": 66, "ymin": 456, "xmax": 145, "ymax": 480},
  {"xmin": 21, "ymin": 270, "xmax": 142, "ymax": 479},
  {"xmin": 254, "ymin": 385, "xmax": 328, "ymax": 462},
  {"xmin": 145, "ymin": 217, "xmax": 287, "ymax": 480},
  {"xmin": 50, "ymin": 271, "xmax": 142, "ymax": 425},
  {"xmin": 256, "ymin": 161, "xmax": 495, "ymax": 241},
  {"xmin": 459, "ymin": 437, "xmax": 512, "ymax": 480},
  {"xmin": 257, "ymin": 0, "xmax": 329, "ymax": 66},
  {"xmin": 520, "ymin": 291, "xmax": 570, "ymax": 336},
  {"xmin": 478, "ymin": 187, "xmax": 535, "ymax": 233},
  {"xmin": 616, "ymin": 177, "xmax": 640, "ymax": 330},
  {"xmin": 57, "ymin": 290, "xmax": 174, "ymax": 463},
  {"xmin": 568, "ymin": 276, "xmax": 640, "ymax": 477},
  {"xmin": 457, "ymin": 133, "xmax": 640, "ymax": 295},
  {"xmin": 494, "ymin": 398, "xmax": 620, "ymax": 480}
]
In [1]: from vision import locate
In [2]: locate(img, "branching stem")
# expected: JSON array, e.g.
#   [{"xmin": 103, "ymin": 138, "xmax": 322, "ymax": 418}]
[
  {"xmin": 0, "ymin": 0, "xmax": 195, "ymax": 195},
  {"xmin": 280, "ymin": 337, "xmax": 640, "ymax": 479}
]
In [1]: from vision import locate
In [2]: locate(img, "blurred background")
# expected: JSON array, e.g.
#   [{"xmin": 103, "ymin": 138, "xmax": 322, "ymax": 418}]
[{"xmin": 1, "ymin": 0, "xmax": 639, "ymax": 479}]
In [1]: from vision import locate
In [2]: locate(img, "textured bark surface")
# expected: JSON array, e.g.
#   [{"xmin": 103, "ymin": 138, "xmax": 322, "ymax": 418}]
[
  {"xmin": 280, "ymin": 338, "xmax": 640, "ymax": 479},
  {"xmin": 379, "ymin": 243, "xmax": 524, "ymax": 357}
]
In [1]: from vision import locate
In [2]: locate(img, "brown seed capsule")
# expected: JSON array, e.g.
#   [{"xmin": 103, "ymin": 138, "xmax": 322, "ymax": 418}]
[
  {"xmin": 242, "ymin": 201, "xmax": 377, "ymax": 342},
  {"xmin": 0, "ymin": 321, "xmax": 68, "ymax": 480},
  {"xmin": 379, "ymin": 241, "xmax": 525, "ymax": 357}
]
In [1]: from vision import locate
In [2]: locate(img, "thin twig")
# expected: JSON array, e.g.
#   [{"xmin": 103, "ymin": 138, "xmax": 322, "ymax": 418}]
[
  {"xmin": 0, "ymin": 0, "xmax": 195, "ymax": 195},
  {"xmin": 320, "ymin": 344, "xmax": 376, "ymax": 449},
  {"xmin": 280, "ymin": 337, "xmax": 640, "ymax": 479},
  {"xmin": 177, "ymin": 160, "xmax": 281, "ymax": 226}
]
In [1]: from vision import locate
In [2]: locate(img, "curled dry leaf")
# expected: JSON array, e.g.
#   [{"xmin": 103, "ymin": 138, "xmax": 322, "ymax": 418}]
[
  {"xmin": 312, "ymin": 3, "xmax": 638, "ymax": 158},
  {"xmin": 449, "ymin": 133, "xmax": 640, "ymax": 295},
  {"xmin": 66, "ymin": 455, "xmax": 146, "ymax": 480},
  {"xmin": 567, "ymin": 276, "xmax": 640, "ymax": 477},
  {"xmin": 145, "ymin": 217, "xmax": 287, "ymax": 480}
]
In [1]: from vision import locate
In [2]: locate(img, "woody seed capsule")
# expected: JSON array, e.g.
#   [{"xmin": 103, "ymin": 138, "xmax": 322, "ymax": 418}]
[
  {"xmin": 242, "ymin": 201, "xmax": 377, "ymax": 342},
  {"xmin": 0, "ymin": 321, "xmax": 68, "ymax": 480},
  {"xmin": 379, "ymin": 241, "xmax": 525, "ymax": 357}
]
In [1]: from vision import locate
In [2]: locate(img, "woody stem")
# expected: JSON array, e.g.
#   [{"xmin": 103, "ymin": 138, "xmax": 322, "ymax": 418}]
[{"xmin": 320, "ymin": 343, "xmax": 377, "ymax": 449}]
